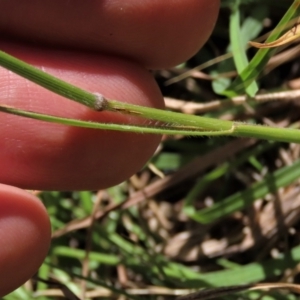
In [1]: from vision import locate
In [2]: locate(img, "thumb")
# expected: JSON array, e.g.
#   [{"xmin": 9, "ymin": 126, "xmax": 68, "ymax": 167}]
[{"xmin": 0, "ymin": 184, "xmax": 51, "ymax": 297}]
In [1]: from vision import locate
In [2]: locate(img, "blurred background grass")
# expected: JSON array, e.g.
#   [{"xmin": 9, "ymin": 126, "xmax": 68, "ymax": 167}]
[{"xmin": 6, "ymin": 0, "xmax": 300, "ymax": 299}]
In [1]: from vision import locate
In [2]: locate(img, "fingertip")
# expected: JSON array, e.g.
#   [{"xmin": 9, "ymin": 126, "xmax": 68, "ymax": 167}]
[
  {"xmin": 0, "ymin": 0, "xmax": 220, "ymax": 68},
  {"xmin": 0, "ymin": 43, "xmax": 164, "ymax": 190},
  {"xmin": 0, "ymin": 184, "xmax": 51, "ymax": 297}
]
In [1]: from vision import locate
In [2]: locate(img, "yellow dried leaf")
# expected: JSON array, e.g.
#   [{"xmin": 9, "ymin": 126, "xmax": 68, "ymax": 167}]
[{"xmin": 249, "ymin": 23, "xmax": 300, "ymax": 49}]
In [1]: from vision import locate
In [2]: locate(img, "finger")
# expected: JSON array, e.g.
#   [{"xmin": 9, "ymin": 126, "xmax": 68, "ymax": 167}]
[
  {"xmin": 0, "ymin": 0, "xmax": 220, "ymax": 68},
  {"xmin": 0, "ymin": 42, "xmax": 164, "ymax": 190},
  {"xmin": 0, "ymin": 184, "xmax": 51, "ymax": 297}
]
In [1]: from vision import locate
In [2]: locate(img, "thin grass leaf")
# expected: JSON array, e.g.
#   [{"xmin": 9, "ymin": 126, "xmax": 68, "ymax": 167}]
[
  {"xmin": 190, "ymin": 158, "xmax": 300, "ymax": 224},
  {"xmin": 229, "ymin": 1, "xmax": 258, "ymax": 95},
  {"xmin": 4, "ymin": 100, "xmax": 300, "ymax": 144},
  {"xmin": 53, "ymin": 246, "xmax": 121, "ymax": 265},
  {"xmin": 165, "ymin": 245, "xmax": 300, "ymax": 287},
  {"xmin": 183, "ymin": 142, "xmax": 275, "ymax": 220}
]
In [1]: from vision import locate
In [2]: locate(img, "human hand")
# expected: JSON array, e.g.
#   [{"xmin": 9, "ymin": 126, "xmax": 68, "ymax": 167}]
[{"xmin": 0, "ymin": 0, "xmax": 219, "ymax": 296}]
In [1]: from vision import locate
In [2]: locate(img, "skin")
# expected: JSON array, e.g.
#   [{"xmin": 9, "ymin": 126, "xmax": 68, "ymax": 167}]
[{"xmin": 0, "ymin": 0, "xmax": 220, "ymax": 296}]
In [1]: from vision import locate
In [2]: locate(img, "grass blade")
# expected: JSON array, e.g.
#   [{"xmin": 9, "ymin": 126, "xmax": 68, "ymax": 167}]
[
  {"xmin": 190, "ymin": 158, "xmax": 300, "ymax": 224},
  {"xmin": 229, "ymin": 1, "xmax": 258, "ymax": 95}
]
